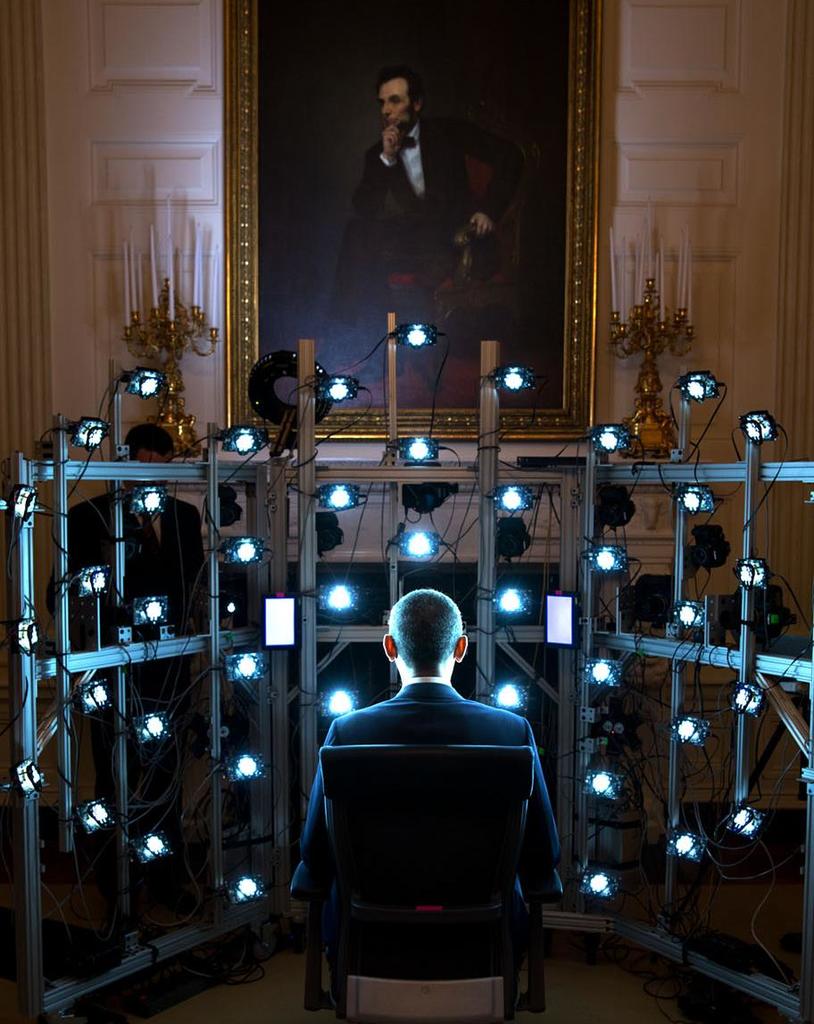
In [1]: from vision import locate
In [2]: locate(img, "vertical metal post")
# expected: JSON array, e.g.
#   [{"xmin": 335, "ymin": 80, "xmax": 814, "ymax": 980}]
[
  {"xmin": 556, "ymin": 468, "xmax": 581, "ymax": 902},
  {"xmin": 575, "ymin": 444, "xmax": 597, "ymax": 906},
  {"xmin": 297, "ymin": 339, "xmax": 318, "ymax": 816},
  {"xmin": 799, "ymin": 613, "xmax": 814, "ymax": 1024},
  {"xmin": 52, "ymin": 416, "xmax": 74, "ymax": 852},
  {"xmin": 734, "ymin": 438, "xmax": 760, "ymax": 804},
  {"xmin": 476, "ymin": 340, "xmax": 500, "ymax": 701},
  {"xmin": 7, "ymin": 454, "xmax": 44, "ymax": 1016},
  {"xmin": 386, "ymin": 312, "xmax": 399, "ymax": 691},
  {"xmin": 268, "ymin": 458, "xmax": 291, "ymax": 915},
  {"xmin": 207, "ymin": 425, "xmax": 224, "ymax": 913},
  {"xmin": 109, "ymin": 358, "xmax": 123, "ymax": 455},
  {"xmin": 665, "ymin": 395, "xmax": 692, "ymax": 907}
]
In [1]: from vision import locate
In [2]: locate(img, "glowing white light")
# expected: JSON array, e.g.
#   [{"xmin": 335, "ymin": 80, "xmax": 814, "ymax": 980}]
[
  {"xmin": 237, "ymin": 755, "xmax": 258, "ymax": 778},
  {"xmin": 143, "ymin": 490, "xmax": 162, "ymax": 513},
  {"xmin": 145, "ymin": 599, "xmax": 163, "ymax": 623},
  {"xmin": 596, "ymin": 549, "xmax": 616, "ymax": 572},
  {"xmin": 498, "ymin": 589, "xmax": 522, "ymax": 613},
  {"xmin": 407, "ymin": 532, "xmax": 432, "ymax": 557},
  {"xmin": 503, "ymin": 370, "xmax": 524, "ymax": 391},
  {"xmin": 328, "ymin": 690, "xmax": 354, "ymax": 716},
  {"xmin": 329, "ymin": 486, "xmax": 351, "ymax": 509},
  {"xmin": 407, "ymin": 327, "xmax": 427, "ymax": 346},
  {"xmin": 237, "ymin": 876, "xmax": 258, "ymax": 899},
  {"xmin": 408, "ymin": 439, "xmax": 430, "ymax": 461},
  {"xmin": 679, "ymin": 605, "xmax": 696, "ymax": 626},
  {"xmin": 140, "ymin": 376, "xmax": 159, "ymax": 397},
  {"xmin": 237, "ymin": 653, "xmax": 259, "ymax": 678},
  {"xmin": 590, "ymin": 873, "xmax": 609, "ymax": 895},
  {"xmin": 226, "ymin": 600, "xmax": 237, "ymax": 614},
  {"xmin": 502, "ymin": 488, "xmax": 522, "ymax": 511},
  {"xmin": 687, "ymin": 380, "xmax": 704, "ymax": 401},
  {"xmin": 327, "ymin": 585, "xmax": 353, "ymax": 611},
  {"xmin": 146, "ymin": 834, "xmax": 166, "ymax": 856},
  {"xmin": 91, "ymin": 684, "xmax": 109, "ymax": 706},
  {"xmin": 677, "ymin": 720, "xmax": 695, "ymax": 741},
  {"xmin": 591, "ymin": 662, "xmax": 611, "ymax": 684},
  {"xmin": 236, "ymin": 540, "xmax": 258, "ymax": 563},
  {"xmin": 145, "ymin": 715, "xmax": 164, "ymax": 738},
  {"xmin": 675, "ymin": 834, "xmax": 695, "ymax": 856},
  {"xmin": 591, "ymin": 772, "xmax": 612, "ymax": 795},
  {"xmin": 235, "ymin": 431, "xmax": 255, "ymax": 454},
  {"xmin": 598, "ymin": 430, "xmax": 618, "ymax": 451},
  {"xmin": 683, "ymin": 491, "xmax": 700, "ymax": 512},
  {"xmin": 496, "ymin": 684, "xmax": 522, "ymax": 709},
  {"xmin": 329, "ymin": 381, "xmax": 350, "ymax": 401},
  {"xmin": 90, "ymin": 802, "xmax": 109, "ymax": 825},
  {"xmin": 88, "ymin": 427, "xmax": 104, "ymax": 447}
]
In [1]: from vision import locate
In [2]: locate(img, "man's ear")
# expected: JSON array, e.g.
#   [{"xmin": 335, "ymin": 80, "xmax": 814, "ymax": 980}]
[
  {"xmin": 453, "ymin": 634, "xmax": 468, "ymax": 663},
  {"xmin": 383, "ymin": 633, "xmax": 398, "ymax": 663},
  {"xmin": 414, "ymin": 97, "xmax": 423, "ymax": 115}
]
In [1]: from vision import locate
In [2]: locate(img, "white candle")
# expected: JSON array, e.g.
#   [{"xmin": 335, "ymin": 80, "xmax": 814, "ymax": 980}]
[
  {"xmin": 621, "ymin": 235, "xmax": 627, "ymax": 317},
  {"xmin": 135, "ymin": 248, "xmax": 143, "ymax": 314},
  {"xmin": 609, "ymin": 226, "xmax": 617, "ymax": 310},
  {"xmin": 122, "ymin": 240, "xmax": 130, "ymax": 319},
  {"xmin": 128, "ymin": 231, "xmax": 137, "ymax": 314},
  {"xmin": 211, "ymin": 245, "xmax": 220, "ymax": 326},
  {"xmin": 659, "ymin": 239, "xmax": 664, "ymax": 321},
  {"xmin": 687, "ymin": 240, "xmax": 693, "ymax": 323},
  {"xmin": 169, "ymin": 247, "xmax": 175, "ymax": 321},
  {"xmin": 149, "ymin": 224, "xmax": 158, "ymax": 307}
]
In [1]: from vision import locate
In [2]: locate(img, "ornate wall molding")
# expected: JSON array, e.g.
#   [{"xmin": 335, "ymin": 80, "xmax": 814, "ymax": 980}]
[
  {"xmin": 770, "ymin": 0, "xmax": 814, "ymax": 620},
  {"xmin": 0, "ymin": 2, "xmax": 52, "ymax": 455}
]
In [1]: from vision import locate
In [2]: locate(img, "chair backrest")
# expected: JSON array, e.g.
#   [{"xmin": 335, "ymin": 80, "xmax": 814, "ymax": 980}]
[{"xmin": 322, "ymin": 744, "xmax": 533, "ymax": 910}]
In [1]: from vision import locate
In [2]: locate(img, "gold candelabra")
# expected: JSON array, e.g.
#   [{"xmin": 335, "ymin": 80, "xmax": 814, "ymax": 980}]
[
  {"xmin": 610, "ymin": 278, "xmax": 694, "ymax": 458},
  {"xmin": 124, "ymin": 278, "xmax": 218, "ymax": 452}
]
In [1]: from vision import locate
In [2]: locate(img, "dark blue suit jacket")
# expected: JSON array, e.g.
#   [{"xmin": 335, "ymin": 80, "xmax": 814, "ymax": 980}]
[{"xmin": 299, "ymin": 682, "xmax": 560, "ymax": 895}]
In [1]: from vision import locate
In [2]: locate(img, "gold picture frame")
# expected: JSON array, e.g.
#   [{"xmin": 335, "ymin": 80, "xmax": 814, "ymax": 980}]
[{"xmin": 225, "ymin": 0, "xmax": 600, "ymax": 439}]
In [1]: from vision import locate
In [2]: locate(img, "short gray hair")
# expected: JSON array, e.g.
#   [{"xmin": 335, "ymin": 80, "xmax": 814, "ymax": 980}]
[{"xmin": 388, "ymin": 589, "xmax": 464, "ymax": 668}]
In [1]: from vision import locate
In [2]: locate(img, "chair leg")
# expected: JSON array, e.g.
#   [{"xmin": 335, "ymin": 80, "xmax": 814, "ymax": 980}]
[
  {"xmin": 304, "ymin": 901, "xmax": 328, "ymax": 1011},
  {"xmin": 524, "ymin": 901, "xmax": 546, "ymax": 1012}
]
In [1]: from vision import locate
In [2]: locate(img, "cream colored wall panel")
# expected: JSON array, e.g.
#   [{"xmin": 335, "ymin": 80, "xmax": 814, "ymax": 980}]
[
  {"xmin": 91, "ymin": 140, "xmax": 219, "ymax": 203},
  {"xmin": 619, "ymin": 143, "xmax": 738, "ymax": 204},
  {"xmin": 621, "ymin": 0, "xmax": 741, "ymax": 91},
  {"xmin": 88, "ymin": 0, "xmax": 216, "ymax": 91}
]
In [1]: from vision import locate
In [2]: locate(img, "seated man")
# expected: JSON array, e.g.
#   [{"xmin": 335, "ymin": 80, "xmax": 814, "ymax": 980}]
[{"xmin": 298, "ymin": 588, "xmax": 560, "ymax": 978}]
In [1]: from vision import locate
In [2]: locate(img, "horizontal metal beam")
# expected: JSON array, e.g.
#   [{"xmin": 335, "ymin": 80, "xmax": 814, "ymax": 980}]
[
  {"xmin": 544, "ymin": 910, "xmax": 613, "ymax": 933},
  {"xmin": 613, "ymin": 917, "xmax": 801, "ymax": 1020},
  {"xmin": 33, "ymin": 459, "xmax": 260, "ymax": 484},
  {"xmin": 311, "ymin": 463, "xmax": 563, "ymax": 485},
  {"xmin": 594, "ymin": 631, "xmax": 810, "ymax": 685},
  {"xmin": 40, "ymin": 903, "xmax": 266, "ymax": 1013},
  {"xmin": 596, "ymin": 459, "xmax": 814, "ymax": 485},
  {"xmin": 36, "ymin": 627, "xmax": 258, "ymax": 679},
  {"xmin": 317, "ymin": 625, "xmax": 547, "ymax": 644}
]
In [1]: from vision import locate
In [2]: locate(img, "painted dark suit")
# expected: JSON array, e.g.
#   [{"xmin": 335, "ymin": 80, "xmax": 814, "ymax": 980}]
[
  {"xmin": 333, "ymin": 117, "xmax": 523, "ymax": 322},
  {"xmin": 298, "ymin": 682, "xmax": 559, "ymax": 969}
]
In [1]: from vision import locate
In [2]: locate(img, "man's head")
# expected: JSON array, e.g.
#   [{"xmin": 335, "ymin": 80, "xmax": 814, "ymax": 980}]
[
  {"xmin": 376, "ymin": 65, "xmax": 424, "ymax": 133},
  {"xmin": 383, "ymin": 589, "xmax": 467, "ymax": 683},
  {"xmin": 125, "ymin": 423, "xmax": 174, "ymax": 464}
]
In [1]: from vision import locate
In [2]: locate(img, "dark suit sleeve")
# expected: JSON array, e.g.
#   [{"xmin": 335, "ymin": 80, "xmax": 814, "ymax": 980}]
[
  {"xmin": 299, "ymin": 720, "xmax": 338, "ymax": 887},
  {"xmin": 518, "ymin": 719, "xmax": 560, "ymax": 889},
  {"xmin": 442, "ymin": 119, "xmax": 523, "ymax": 223},
  {"xmin": 351, "ymin": 145, "xmax": 401, "ymax": 219}
]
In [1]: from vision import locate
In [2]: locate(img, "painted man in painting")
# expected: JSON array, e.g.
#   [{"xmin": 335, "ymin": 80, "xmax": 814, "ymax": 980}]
[{"xmin": 332, "ymin": 65, "xmax": 522, "ymax": 324}]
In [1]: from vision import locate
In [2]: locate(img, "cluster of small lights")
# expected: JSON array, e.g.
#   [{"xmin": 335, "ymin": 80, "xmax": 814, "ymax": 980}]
[
  {"xmin": 224, "ymin": 651, "xmax": 268, "ymax": 682},
  {"xmin": 676, "ymin": 371, "xmax": 720, "ymax": 403},
  {"xmin": 13, "ymin": 759, "xmax": 44, "ymax": 796},
  {"xmin": 673, "ymin": 600, "xmax": 705, "ymax": 630},
  {"xmin": 323, "ymin": 689, "xmax": 356, "ymax": 717},
  {"xmin": 132, "ymin": 831, "xmax": 171, "ymax": 863},
  {"xmin": 319, "ymin": 583, "xmax": 357, "ymax": 613},
  {"xmin": 228, "ymin": 874, "xmax": 266, "ymax": 903},
  {"xmin": 319, "ymin": 483, "xmax": 362, "ymax": 511},
  {"xmin": 395, "ymin": 323, "xmax": 437, "ymax": 348},
  {"xmin": 739, "ymin": 411, "xmax": 778, "ymax": 445},
  {"xmin": 666, "ymin": 829, "xmax": 706, "ymax": 862},
  {"xmin": 124, "ymin": 367, "xmax": 166, "ymax": 399},
  {"xmin": 128, "ymin": 485, "xmax": 168, "ymax": 516},
  {"xmin": 584, "ymin": 769, "xmax": 623, "ymax": 800},
  {"xmin": 134, "ymin": 712, "xmax": 170, "ymax": 744},
  {"xmin": 584, "ymin": 659, "xmax": 623, "ymax": 687},
  {"xmin": 590, "ymin": 424, "xmax": 631, "ymax": 455},
  {"xmin": 77, "ymin": 799, "xmax": 114, "ymax": 833},
  {"xmin": 735, "ymin": 558, "xmax": 769, "ymax": 590},
  {"xmin": 588, "ymin": 545, "xmax": 628, "ymax": 574},
  {"xmin": 320, "ymin": 375, "xmax": 359, "ymax": 403},
  {"xmin": 225, "ymin": 753, "xmax": 265, "ymax": 781},
  {"xmin": 398, "ymin": 529, "xmax": 441, "ymax": 559},
  {"xmin": 77, "ymin": 680, "xmax": 111, "ymax": 714},
  {"xmin": 12, "ymin": 485, "xmax": 37, "ymax": 520},
  {"xmin": 77, "ymin": 564, "xmax": 110, "ymax": 598},
  {"xmin": 71, "ymin": 417, "xmax": 109, "ymax": 450},
  {"xmin": 494, "ymin": 485, "xmax": 534, "ymax": 512},
  {"xmin": 15, "ymin": 619, "xmax": 39, "ymax": 654},
  {"xmin": 398, "ymin": 437, "xmax": 439, "ymax": 463},
  {"xmin": 495, "ymin": 587, "xmax": 532, "ymax": 617},
  {"xmin": 221, "ymin": 425, "xmax": 269, "ymax": 455},
  {"xmin": 674, "ymin": 484, "xmax": 715, "ymax": 515},
  {"xmin": 730, "ymin": 681, "xmax": 764, "ymax": 717},
  {"xmin": 727, "ymin": 805, "xmax": 765, "ymax": 838},
  {"xmin": 221, "ymin": 536, "xmax": 265, "ymax": 565},
  {"xmin": 579, "ymin": 868, "xmax": 620, "ymax": 900},
  {"xmin": 494, "ymin": 365, "xmax": 535, "ymax": 392},
  {"xmin": 670, "ymin": 716, "xmax": 710, "ymax": 746},
  {"xmin": 493, "ymin": 683, "xmax": 527, "ymax": 711},
  {"xmin": 133, "ymin": 595, "xmax": 168, "ymax": 626}
]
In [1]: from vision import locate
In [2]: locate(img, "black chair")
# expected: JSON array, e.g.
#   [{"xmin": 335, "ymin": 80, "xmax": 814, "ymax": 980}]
[{"xmin": 291, "ymin": 744, "xmax": 561, "ymax": 1022}]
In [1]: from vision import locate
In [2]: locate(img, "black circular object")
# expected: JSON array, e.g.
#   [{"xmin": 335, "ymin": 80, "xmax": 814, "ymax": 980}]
[{"xmin": 248, "ymin": 350, "xmax": 333, "ymax": 426}]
